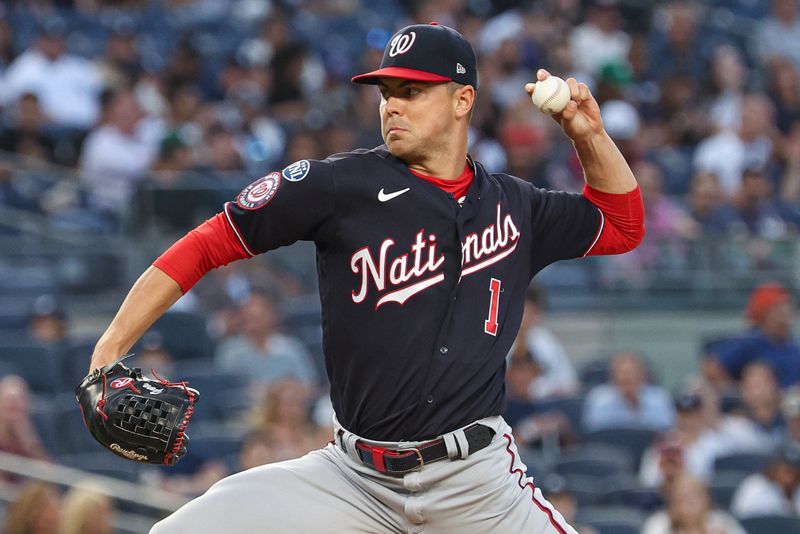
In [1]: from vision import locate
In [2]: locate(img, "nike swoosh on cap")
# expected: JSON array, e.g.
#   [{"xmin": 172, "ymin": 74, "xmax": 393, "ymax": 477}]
[{"xmin": 378, "ymin": 188, "xmax": 410, "ymax": 202}]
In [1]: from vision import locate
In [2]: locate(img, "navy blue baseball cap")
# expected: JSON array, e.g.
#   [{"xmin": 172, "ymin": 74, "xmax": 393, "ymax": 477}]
[{"xmin": 352, "ymin": 22, "xmax": 478, "ymax": 88}]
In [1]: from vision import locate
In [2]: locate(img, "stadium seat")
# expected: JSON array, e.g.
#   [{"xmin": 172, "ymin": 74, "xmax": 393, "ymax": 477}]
[
  {"xmin": 60, "ymin": 340, "xmax": 97, "ymax": 391},
  {"xmin": 713, "ymin": 452, "xmax": 772, "ymax": 475},
  {"xmin": 709, "ymin": 470, "xmax": 749, "ymax": 510},
  {"xmin": 31, "ymin": 402, "xmax": 68, "ymax": 457},
  {"xmin": 170, "ymin": 363, "xmax": 249, "ymax": 422},
  {"xmin": 739, "ymin": 514, "xmax": 800, "ymax": 534},
  {"xmin": 555, "ymin": 444, "xmax": 634, "ymax": 479},
  {"xmin": 555, "ymin": 474, "xmax": 605, "ymax": 506},
  {"xmin": 575, "ymin": 505, "xmax": 646, "ymax": 534},
  {"xmin": 56, "ymin": 393, "xmax": 108, "ymax": 455},
  {"xmin": 602, "ymin": 482, "xmax": 663, "ymax": 512},
  {"xmin": 515, "ymin": 445, "xmax": 553, "ymax": 482},
  {"xmin": 281, "ymin": 295, "xmax": 322, "ymax": 332},
  {"xmin": 0, "ymin": 344, "xmax": 63, "ymax": 394},
  {"xmin": 0, "ymin": 295, "xmax": 37, "ymax": 330},
  {"xmin": 532, "ymin": 395, "xmax": 585, "ymax": 437},
  {"xmin": 188, "ymin": 424, "xmax": 248, "ymax": 465},
  {"xmin": 578, "ymin": 359, "xmax": 610, "ymax": 389},
  {"xmin": 583, "ymin": 427, "xmax": 658, "ymax": 469},
  {"xmin": 148, "ymin": 311, "xmax": 215, "ymax": 360}
]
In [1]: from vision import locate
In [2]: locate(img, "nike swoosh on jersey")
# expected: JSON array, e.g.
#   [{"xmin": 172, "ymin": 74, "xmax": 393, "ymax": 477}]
[{"xmin": 378, "ymin": 188, "xmax": 410, "ymax": 202}]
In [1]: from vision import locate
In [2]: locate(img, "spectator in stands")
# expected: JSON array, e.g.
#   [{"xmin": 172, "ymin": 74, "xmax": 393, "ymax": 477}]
[
  {"xmin": 731, "ymin": 165, "xmax": 793, "ymax": 239},
  {"xmin": 510, "ymin": 285, "xmax": 578, "ymax": 400},
  {"xmin": 730, "ymin": 443, "xmax": 800, "ymax": 518},
  {"xmin": 642, "ymin": 473, "xmax": 746, "ymax": 534},
  {"xmin": 582, "ymin": 351, "xmax": 675, "ymax": 432},
  {"xmin": 60, "ymin": 486, "xmax": 115, "ymax": 534},
  {"xmin": 0, "ymin": 17, "xmax": 103, "ymax": 129},
  {"xmin": 782, "ymin": 385, "xmax": 800, "ymax": 447},
  {"xmin": 642, "ymin": 440, "xmax": 690, "ymax": 499},
  {"xmin": 79, "ymin": 87, "xmax": 163, "ymax": 220},
  {"xmin": 738, "ymin": 361, "xmax": 786, "ymax": 447},
  {"xmin": 95, "ymin": 24, "xmax": 142, "ymax": 90},
  {"xmin": 600, "ymin": 99, "xmax": 644, "ymax": 165},
  {"xmin": 0, "ymin": 92, "xmax": 53, "ymax": 160},
  {"xmin": 640, "ymin": 390, "xmax": 765, "ymax": 487},
  {"xmin": 0, "ymin": 15, "xmax": 15, "ymax": 73},
  {"xmin": 694, "ymin": 94, "xmax": 776, "ymax": 198},
  {"xmin": 705, "ymin": 44, "xmax": 747, "ymax": 133},
  {"xmin": 0, "ymin": 163, "xmax": 39, "ymax": 215},
  {"xmin": 706, "ymin": 282, "xmax": 800, "ymax": 387},
  {"xmin": 608, "ymin": 161, "xmax": 693, "ymax": 285},
  {"xmin": 645, "ymin": 2, "xmax": 705, "ymax": 83},
  {"xmin": 486, "ymin": 34, "xmax": 534, "ymax": 110},
  {"xmin": 246, "ymin": 378, "xmax": 328, "ymax": 461},
  {"xmin": 503, "ymin": 346, "xmax": 572, "ymax": 447},
  {"xmin": 239, "ymin": 429, "xmax": 283, "ymax": 470},
  {"xmin": 568, "ymin": 0, "xmax": 631, "ymax": 79},
  {"xmin": 685, "ymin": 171, "xmax": 739, "ymax": 236},
  {"xmin": 28, "ymin": 294, "xmax": 68, "ymax": 348},
  {"xmin": 215, "ymin": 291, "xmax": 317, "ymax": 395},
  {"xmin": 0, "ymin": 375, "xmax": 50, "ymax": 471},
  {"xmin": 767, "ymin": 58, "xmax": 800, "ymax": 134},
  {"xmin": 2, "ymin": 481, "xmax": 61, "ymax": 534},
  {"xmin": 779, "ymin": 120, "xmax": 800, "ymax": 207},
  {"xmin": 753, "ymin": 0, "xmax": 800, "ymax": 70},
  {"xmin": 134, "ymin": 330, "xmax": 176, "ymax": 379}
]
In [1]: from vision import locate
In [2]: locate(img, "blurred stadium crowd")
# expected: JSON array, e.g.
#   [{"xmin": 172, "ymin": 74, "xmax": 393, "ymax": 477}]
[{"xmin": 3, "ymin": 0, "xmax": 800, "ymax": 532}]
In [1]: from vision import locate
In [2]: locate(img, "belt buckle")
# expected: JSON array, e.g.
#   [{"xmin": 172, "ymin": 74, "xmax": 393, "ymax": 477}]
[{"xmin": 406, "ymin": 447, "xmax": 424, "ymax": 471}]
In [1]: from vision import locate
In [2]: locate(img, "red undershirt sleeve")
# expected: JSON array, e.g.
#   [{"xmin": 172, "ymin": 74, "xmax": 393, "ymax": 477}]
[
  {"xmin": 582, "ymin": 184, "xmax": 645, "ymax": 256},
  {"xmin": 152, "ymin": 212, "xmax": 250, "ymax": 293}
]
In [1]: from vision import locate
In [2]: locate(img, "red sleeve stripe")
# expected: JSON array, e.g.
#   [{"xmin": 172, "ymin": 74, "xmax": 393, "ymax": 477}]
[
  {"xmin": 223, "ymin": 202, "xmax": 256, "ymax": 257},
  {"xmin": 582, "ymin": 184, "xmax": 645, "ymax": 256},
  {"xmin": 152, "ymin": 211, "xmax": 250, "ymax": 293},
  {"xmin": 582, "ymin": 208, "xmax": 605, "ymax": 257}
]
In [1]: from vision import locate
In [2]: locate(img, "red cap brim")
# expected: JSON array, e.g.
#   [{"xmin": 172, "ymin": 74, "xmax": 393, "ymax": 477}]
[{"xmin": 351, "ymin": 66, "xmax": 452, "ymax": 84}]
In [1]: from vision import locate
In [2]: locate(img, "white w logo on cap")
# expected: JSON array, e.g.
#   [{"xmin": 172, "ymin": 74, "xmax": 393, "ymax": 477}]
[{"xmin": 388, "ymin": 32, "xmax": 416, "ymax": 57}]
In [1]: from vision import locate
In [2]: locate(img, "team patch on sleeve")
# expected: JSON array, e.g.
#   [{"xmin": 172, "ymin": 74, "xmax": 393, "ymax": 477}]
[
  {"xmin": 282, "ymin": 160, "xmax": 310, "ymax": 182},
  {"xmin": 236, "ymin": 172, "xmax": 281, "ymax": 210}
]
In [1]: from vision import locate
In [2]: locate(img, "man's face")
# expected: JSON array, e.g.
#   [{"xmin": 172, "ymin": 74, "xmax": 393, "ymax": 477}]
[{"xmin": 378, "ymin": 78, "xmax": 457, "ymax": 163}]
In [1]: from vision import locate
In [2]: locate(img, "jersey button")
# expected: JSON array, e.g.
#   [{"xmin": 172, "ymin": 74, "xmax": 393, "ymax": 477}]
[
  {"xmin": 439, "ymin": 346, "xmax": 448, "ymax": 354},
  {"xmin": 426, "ymin": 395, "xmax": 434, "ymax": 404}
]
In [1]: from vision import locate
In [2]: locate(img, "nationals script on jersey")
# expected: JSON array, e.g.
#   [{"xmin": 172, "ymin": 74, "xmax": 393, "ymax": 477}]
[
  {"xmin": 224, "ymin": 146, "xmax": 601, "ymax": 440},
  {"xmin": 350, "ymin": 204, "xmax": 520, "ymax": 308}
]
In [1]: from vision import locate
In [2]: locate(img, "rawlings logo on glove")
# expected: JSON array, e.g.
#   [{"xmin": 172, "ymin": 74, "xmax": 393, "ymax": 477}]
[{"xmin": 75, "ymin": 359, "xmax": 199, "ymax": 466}]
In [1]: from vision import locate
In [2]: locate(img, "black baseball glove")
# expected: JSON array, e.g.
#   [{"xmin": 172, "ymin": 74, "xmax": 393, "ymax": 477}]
[{"xmin": 76, "ymin": 359, "xmax": 199, "ymax": 465}]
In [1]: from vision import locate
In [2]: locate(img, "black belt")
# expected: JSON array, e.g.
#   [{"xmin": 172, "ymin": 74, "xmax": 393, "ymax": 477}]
[{"xmin": 338, "ymin": 424, "xmax": 495, "ymax": 475}]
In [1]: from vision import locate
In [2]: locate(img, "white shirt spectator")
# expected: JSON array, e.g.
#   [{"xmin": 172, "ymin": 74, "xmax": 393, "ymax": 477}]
[
  {"xmin": 639, "ymin": 414, "xmax": 770, "ymax": 486},
  {"xmin": 693, "ymin": 130, "xmax": 772, "ymax": 197},
  {"xmin": 582, "ymin": 383, "xmax": 676, "ymax": 432},
  {"xmin": 0, "ymin": 48, "xmax": 102, "ymax": 128},
  {"xmin": 79, "ymin": 121, "xmax": 160, "ymax": 213},
  {"xmin": 79, "ymin": 89, "xmax": 163, "ymax": 214},
  {"xmin": 753, "ymin": 11, "xmax": 800, "ymax": 69},
  {"xmin": 522, "ymin": 326, "xmax": 579, "ymax": 400},
  {"xmin": 569, "ymin": 22, "xmax": 631, "ymax": 77},
  {"xmin": 731, "ymin": 472, "xmax": 800, "ymax": 518},
  {"xmin": 216, "ymin": 333, "xmax": 317, "ymax": 389}
]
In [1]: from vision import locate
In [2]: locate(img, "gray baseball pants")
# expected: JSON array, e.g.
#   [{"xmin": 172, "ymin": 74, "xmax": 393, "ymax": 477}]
[{"xmin": 150, "ymin": 415, "xmax": 578, "ymax": 533}]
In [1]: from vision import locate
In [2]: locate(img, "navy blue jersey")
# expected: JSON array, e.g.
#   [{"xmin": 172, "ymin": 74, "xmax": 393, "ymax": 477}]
[{"xmin": 226, "ymin": 145, "xmax": 601, "ymax": 440}]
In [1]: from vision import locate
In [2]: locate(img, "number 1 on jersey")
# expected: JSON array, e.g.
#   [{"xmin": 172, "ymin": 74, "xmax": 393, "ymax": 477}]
[{"xmin": 484, "ymin": 278, "xmax": 501, "ymax": 336}]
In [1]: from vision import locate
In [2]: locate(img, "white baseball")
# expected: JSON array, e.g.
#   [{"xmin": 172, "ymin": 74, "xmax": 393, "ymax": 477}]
[{"xmin": 531, "ymin": 76, "xmax": 571, "ymax": 115}]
